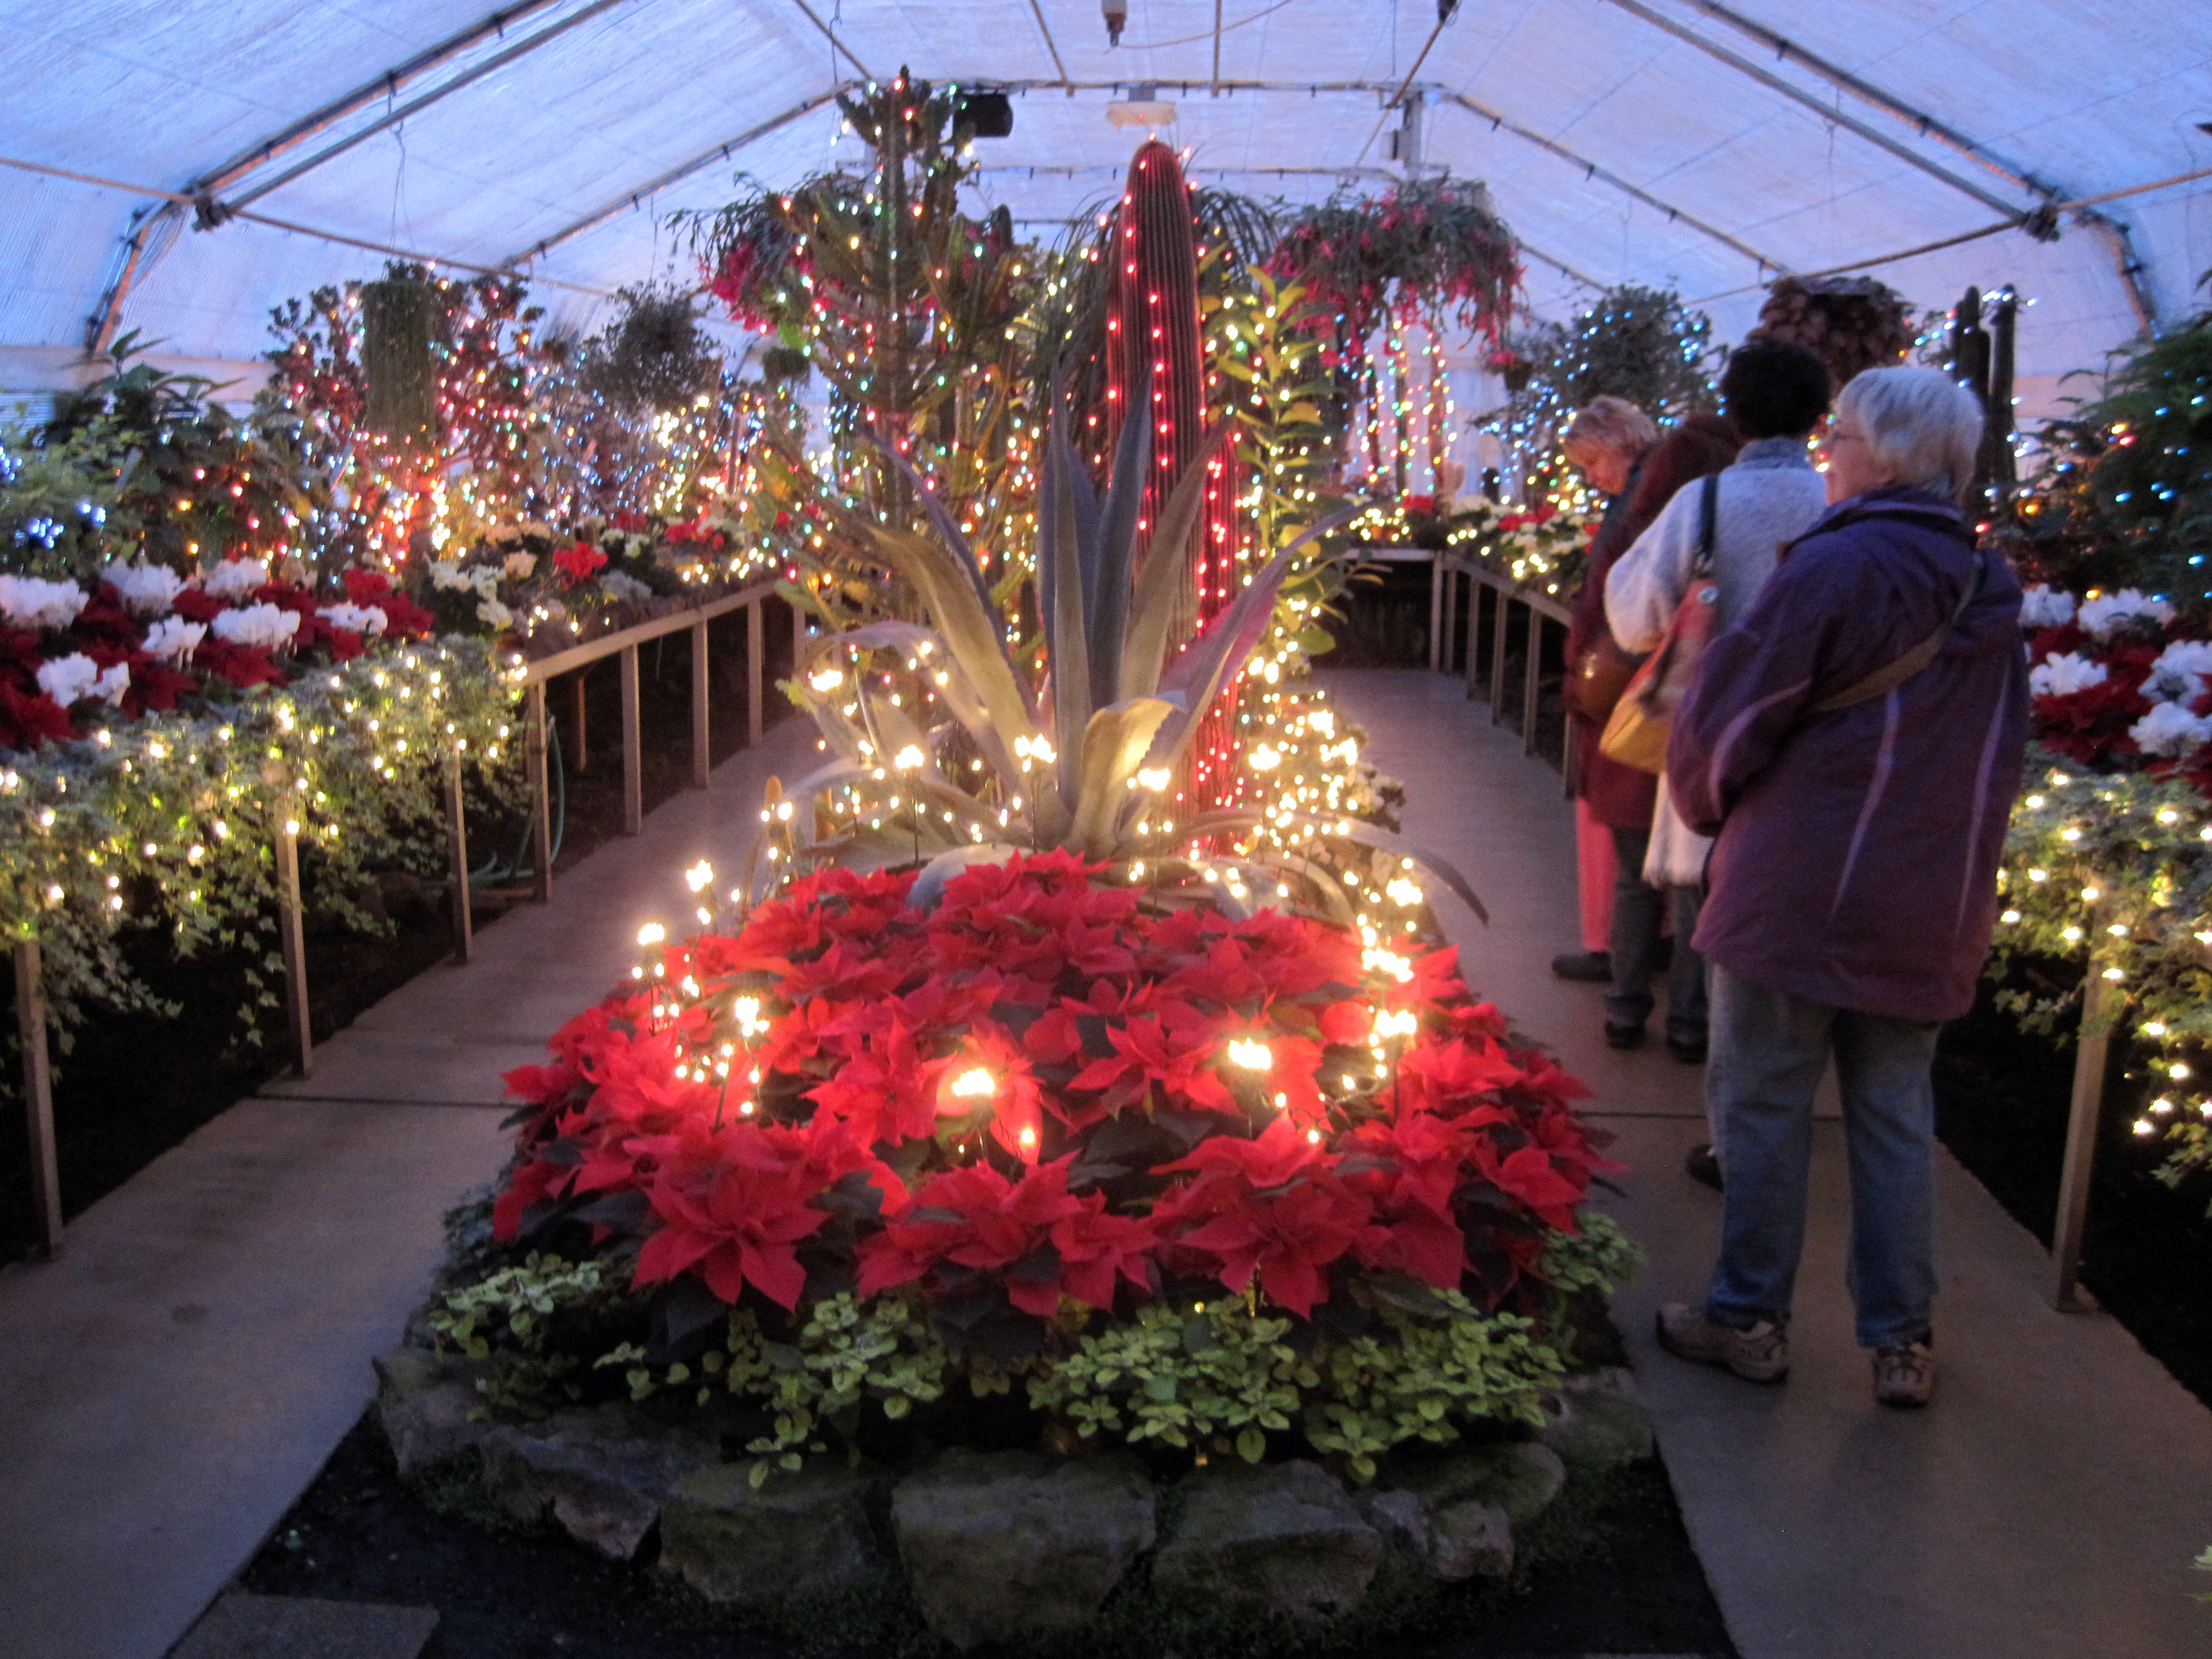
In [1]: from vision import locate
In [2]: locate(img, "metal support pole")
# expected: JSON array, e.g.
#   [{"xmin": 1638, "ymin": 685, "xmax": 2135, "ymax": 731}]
[
  {"xmin": 570, "ymin": 669, "xmax": 589, "ymax": 773},
  {"xmin": 1522, "ymin": 605, "xmax": 1544, "ymax": 754},
  {"xmin": 445, "ymin": 752, "xmax": 473, "ymax": 964},
  {"xmin": 690, "ymin": 617, "xmax": 711, "ymax": 788},
  {"xmin": 1489, "ymin": 590, "xmax": 1510, "ymax": 722},
  {"xmin": 620, "ymin": 643, "xmax": 643, "ymax": 835},
  {"xmin": 274, "ymin": 813, "xmax": 313, "ymax": 1077},
  {"xmin": 527, "ymin": 680, "xmax": 553, "ymax": 903},
  {"xmin": 13, "ymin": 940, "xmax": 63, "ymax": 1259},
  {"xmin": 747, "ymin": 596, "xmax": 766, "ymax": 748},
  {"xmin": 1562, "ymin": 714, "xmax": 1578, "ymax": 800},
  {"xmin": 2051, "ymin": 955, "xmax": 2113, "ymax": 1310}
]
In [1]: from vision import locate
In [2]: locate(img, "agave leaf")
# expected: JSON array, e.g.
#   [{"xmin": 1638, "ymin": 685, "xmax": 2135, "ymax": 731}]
[
  {"xmin": 1089, "ymin": 368, "xmax": 1154, "ymax": 712},
  {"xmin": 788, "ymin": 681, "xmax": 869, "ymax": 766},
  {"xmin": 1143, "ymin": 506, "xmax": 1357, "ymax": 778},
  {"xmin": 796, "ymin": 621, "xmax": 1018, "ymax": 785},
  {"xmin": 865, "ymin": 524, "xmax": 1039, "ymax": 745},
  {"xmin": 1280, "ymin": 812, "xmax": 1488, "ymax": 924},
  {"xmin": 1044, "ymin": 409, "xmax": 1093, "ymax": 815},
  {"xmin": 907, "ymin": 842, "xmax": 1025, "ymax": 909},
  {"xmin": 858, "ymin": 428, "xmax": 999, "ymax": 625},
  {"xmin": 1119, "ymin": 419, "xmax": 1238, "ymax": 702},
  {"xmin": 863, "ymin": 690, "xmax": 935, "ymax": 779},
  {"xmin": 1067, "ymin": 697, "xmax": 1176, "ymax": 856}
]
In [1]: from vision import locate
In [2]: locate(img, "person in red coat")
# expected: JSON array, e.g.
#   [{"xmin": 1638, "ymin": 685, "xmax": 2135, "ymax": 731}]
[{"xmin": 1556, "ymin": 402, "xmax": 1739, "ymax": 1051}]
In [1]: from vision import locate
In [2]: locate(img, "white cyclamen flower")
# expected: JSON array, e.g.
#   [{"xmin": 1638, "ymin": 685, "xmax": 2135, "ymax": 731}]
[
  {"xmin": 143, "ymin": 617, "xmax": 206, "ymax": 661},
  {"xmin": 201, "ymin": 557, "xmax": 271, "ymax": 600},
  {"xmin": 2078, "ymin": 588, "xmax": 2175, "ymax": 638},
  {"xmin": 91, "ymin": 661, "xmax": 129, "ymax": 704},
  {"xmin": 209, "ymin": 603, "xmax": 300, "ymax": 650},
  {"xmin": 318, "ymin": 602, "xmax": 388, "ymax": 636},
  {"xmin": 2018, "ymin": 583, "xmax": 2077, "ymax": 629},
  {"xmin": 2028, "ymin": 652, "xmax": 2110, "ymax": 698},
  {"xmin": 2141, "ymin": 639, "xmax": 2212, "ymax": 702},
  {"xmin": 36, "ymin": 653, "xmax": 99, "ymax": 704},
  {"xmin": 0, "ymin": 574, "xmax": 89, "ymax": 630},
  {"xmin": 2131, "ymin": 700, "xmax": 2212, "ymax": 757},
  {"xmin": 100, "ymin": 560, "xmax": 187, "ymax": 617}
]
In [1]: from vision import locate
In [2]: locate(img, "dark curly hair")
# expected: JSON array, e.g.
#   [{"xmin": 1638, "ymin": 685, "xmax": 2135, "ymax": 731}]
[{"xmin": 1720, "ymin": 336, "xmax": 1832, "ymax": 440}]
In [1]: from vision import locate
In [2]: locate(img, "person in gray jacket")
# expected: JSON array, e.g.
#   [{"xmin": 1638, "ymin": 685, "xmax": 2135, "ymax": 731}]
[{"xmin": 1602, "ymin": 338, "xmax": 1834, "ymax": 1082}]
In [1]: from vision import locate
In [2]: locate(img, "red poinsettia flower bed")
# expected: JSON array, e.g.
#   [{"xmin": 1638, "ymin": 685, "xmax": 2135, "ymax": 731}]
[{"xmin": 494, "ymin": 853, "xmax": 1614, "ymax": 1348}]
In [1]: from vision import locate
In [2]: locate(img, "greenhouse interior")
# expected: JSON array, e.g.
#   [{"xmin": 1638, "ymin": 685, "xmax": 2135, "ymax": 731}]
[{"xmin": 2, "ymin": 3, "xmax": 2210, "ymax": 1657}]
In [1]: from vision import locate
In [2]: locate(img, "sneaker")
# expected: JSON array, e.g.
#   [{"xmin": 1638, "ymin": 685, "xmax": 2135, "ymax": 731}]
[
  {"xmin": 1665, "ymin": 1025, "xmax": 1708, "ymax": 1065},
  {"xmin": 1551, "ymin": 950, "xmax": 1612, "ymax": 982},
  {"xmin": 1605, "ymin": 1020, "xmax": 1646, "ymax": 1051},
  {"xmin": 1872, "ymin": 1340, "xmax": 1935, "ymax": 1408},
  {"xmin": 1656, "ymin": 1302, "xmax": 1789, "ymax": 1383},
  {"xmin": 1683, "ymin": 1142, "xmax": 1724, "ymax": 1191}
]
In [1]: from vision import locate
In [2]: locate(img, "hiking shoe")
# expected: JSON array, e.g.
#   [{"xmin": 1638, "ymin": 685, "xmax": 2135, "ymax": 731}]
[
  {"xmin": 1656, "ymin": 1303, "xmax": 1789, "ymax": 1383},
  {"xmin": 1683, "ymin": 1142, "xmax": 1724, "ymax": 1191},
  {"xmin": 1873, "ymin": 1340, "xmax": 1936, "ymax": 1408},
  {"xmin": 1605, "ymin": 1020, "xmax": 1646, "ymax": 1051},
  {"xmin": 1551, "ymin": 949, "xmax": 1612, "ymax": 982},
  {"xmin": 1665, "ymin": 1025, "xmax": 1708, "ymax": 1065}
]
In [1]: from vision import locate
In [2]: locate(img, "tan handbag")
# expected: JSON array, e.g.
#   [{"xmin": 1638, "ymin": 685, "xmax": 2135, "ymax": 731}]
[
  {"xmin": 1600, "ymin": 476, "xmax": 1721, "ymax": 775},
  {"xmin": 1566, "ymin": 635, "xmax": 1647, "ymax": 723}
]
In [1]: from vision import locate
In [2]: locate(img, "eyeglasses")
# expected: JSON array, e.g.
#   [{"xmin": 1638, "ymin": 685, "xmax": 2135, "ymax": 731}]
[{"xmin": 1828, "ymin": 426, "xmax": 1868, "ymax": 445}]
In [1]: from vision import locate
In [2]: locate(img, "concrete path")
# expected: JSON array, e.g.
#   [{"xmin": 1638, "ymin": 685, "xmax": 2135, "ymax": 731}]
[
  {"xmin": 0, "ymin": 715, "xmax": 816, "ymax": 1659},
  {"xmin": 1326, "ymin": 666, "xmax": 2212, "ymax": 1659}
]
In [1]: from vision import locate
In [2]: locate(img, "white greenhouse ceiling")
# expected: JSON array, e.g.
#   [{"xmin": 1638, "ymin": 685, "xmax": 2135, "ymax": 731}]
[{"xmin": 3, "ymin": 0, "xmax": 2208, "ymax": 411}]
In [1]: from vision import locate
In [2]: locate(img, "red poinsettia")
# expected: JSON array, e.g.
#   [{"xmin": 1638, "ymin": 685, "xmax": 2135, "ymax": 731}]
[{"xmin": 551, "ymin": 542, "xmax": 609, "ymax": 586}]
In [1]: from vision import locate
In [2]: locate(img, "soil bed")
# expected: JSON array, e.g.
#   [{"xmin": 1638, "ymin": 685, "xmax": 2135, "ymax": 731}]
[{"xmin": 237, "ymin": 1410, "xmax": 1735, "ymax": 1659}]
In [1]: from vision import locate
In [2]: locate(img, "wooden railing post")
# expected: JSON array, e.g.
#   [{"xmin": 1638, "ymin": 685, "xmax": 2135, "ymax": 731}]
[
  {"xmin": 446, "ymin": 750, "xmax": 473, "ymax": 963},
  {"xmin": 1522, "ymin": 603, "xmax": 1545, "ymax": 754},
  {"xmin": 527, "ymin": 678, "xmax": 553, "ymax": 903},
  {"xmin": 619, "ymin": 642, "xmax": 643, "ymax": 835},
  {"xmin": 747, "ymin": 596, "xmax": 766, "ymax": 749},
  {"xmin": 2052, "ymin": 934, "xmax": 2114, "ymax": 1310},
  {"xmin": 1464, "ymin": 569, "xmax": 1484, "ymax": 701},
  {"xmin": 570, "ymin": 669, "xmax": 589, "ymax": 773},
  {"xmin": 690, "ymin": 617, "xmax": 711, "ymax": 788},
  {"xmin": 1488, "ymin": 588, "xmax": 1510, "ymax": 722},
  {"xmin": 13, "ymin": 939, "xmax": 62, "ymax": 1258},
  {"xmin": 1428, "ymin": 555, "xmax": 1444, "ymax": 673},
  {"xmin": 274, "ymin": 809, "xmax": 312, "ymax": 1077}
]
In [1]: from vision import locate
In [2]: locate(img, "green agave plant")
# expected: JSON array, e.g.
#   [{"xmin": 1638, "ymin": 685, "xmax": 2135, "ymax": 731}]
[{"xmin": 752, "ymin": 388, "xmax": 1482, "ymax": 923}]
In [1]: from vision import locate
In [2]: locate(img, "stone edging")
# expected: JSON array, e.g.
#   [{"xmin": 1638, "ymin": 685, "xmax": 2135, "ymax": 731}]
[{"xmin": 373, "ymin": 1347, "xmax": 1656, "ymax": 1650}]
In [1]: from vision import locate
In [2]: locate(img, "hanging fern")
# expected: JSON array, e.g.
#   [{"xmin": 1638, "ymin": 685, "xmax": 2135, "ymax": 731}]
[{"xmin": 358, "ymin": 275, "xmax": 440, "ymax": 445}]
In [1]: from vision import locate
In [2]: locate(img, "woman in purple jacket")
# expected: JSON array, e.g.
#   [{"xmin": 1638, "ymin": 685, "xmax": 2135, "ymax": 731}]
[{"xmin": 1654, "ymin": 366, "xmax": 2030, "ymax": 1408}]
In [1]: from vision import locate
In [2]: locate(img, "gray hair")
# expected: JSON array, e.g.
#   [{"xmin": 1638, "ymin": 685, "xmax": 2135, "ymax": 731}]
[
  {"xmin": 1561, "ymin": 396, "xmax": 1658, "ymax": 462},
  {"xmin": 1836, "ymin": 366, "xmax": 1986, "ymax": 504}
]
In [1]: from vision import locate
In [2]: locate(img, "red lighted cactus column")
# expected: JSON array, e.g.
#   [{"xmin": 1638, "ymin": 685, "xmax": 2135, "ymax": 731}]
[{"xmin": 1101, "ymin": 139, "xmax": 1243, "ymax": 807}]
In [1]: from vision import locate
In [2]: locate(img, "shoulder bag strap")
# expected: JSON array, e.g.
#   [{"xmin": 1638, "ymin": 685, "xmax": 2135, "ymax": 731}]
[
  {"xmin": 1809, "ymin": 555, "xmax": 1986, "ymax": 714},
  {"xmin": 1691, "ymin": 474, "xmax": 1719, "ymax": 578}
]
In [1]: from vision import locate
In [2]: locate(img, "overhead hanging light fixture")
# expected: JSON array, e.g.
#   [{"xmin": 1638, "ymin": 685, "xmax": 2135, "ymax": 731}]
[
  {"xmin": 1103, "ymin": 0, "xmax": 1128, "ymax": 46},
  {"xmin": 1108, "ymin": 84, "xmax": 1177, "ymax": 128}
]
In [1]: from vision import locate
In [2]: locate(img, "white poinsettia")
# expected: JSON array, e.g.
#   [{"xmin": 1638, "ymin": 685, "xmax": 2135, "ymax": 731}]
[
  {"xmin": 2018, "ymin": 583, "xmax": 2077, "ymax": 628},
  {"xmin": 2131, "ymin": 699, "xmax": 2212, "ymax": 757},
  {"xmin": 100, "ymin": 560, "xmax": 186, "ymax": 617},
  {"xmin": 2029, "ymin": 652, "xmax": 2110, "ymax": 697},
  {"xmin": 201, "ymin": 557, "xmax": 271, "ymax": 600},
  {"xmin": 143, "ymin": 617, "xmax": 206, "ymax": 661},
  {"xmin": 2142, "ymin": 639, "xmax": 2212, "ymax": 702},
  {"xmin": 0, "ymin": 574, "xmax": 89, "ymax": 630},
  {"xmin": 477, "ymin": 599, "xmax": 515, "ymax": 630},
  {"xmin": 209, "ymin": 602, "xmax": 300, "ymax": 650},
  {"xmin": 2078, "ymin": 588, "xmax": 2174, "ymax": 638},
  {"xmin": 317, "ymin": 602, "xmax": 388, "ymax": 636}
]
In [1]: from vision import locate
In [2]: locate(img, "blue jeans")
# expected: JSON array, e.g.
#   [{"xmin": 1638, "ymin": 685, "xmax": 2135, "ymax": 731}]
[
  {"xmin": 1606, "ymin": 825, "xmax": 1708, "ymax": 1035},
  {"xmin": 1703, "ymin": 965, "xmax": 1940, "ymax": 1349}
]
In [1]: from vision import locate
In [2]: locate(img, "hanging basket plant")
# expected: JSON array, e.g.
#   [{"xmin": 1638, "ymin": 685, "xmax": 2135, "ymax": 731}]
[
  {"xmin": 1755, "ymin": 275, "xmax": 1916, "ymax": 391},
  {"xmin": 1269, "ymin": 177, "xmax": 1522, "ymax": 349},
  {"xmin": 580, "ymin": 283, "xmax": 722, "ymax": 413},
  {"xmin": 358, "ymin": 275, "xmax": 442, "ymax": 446}
]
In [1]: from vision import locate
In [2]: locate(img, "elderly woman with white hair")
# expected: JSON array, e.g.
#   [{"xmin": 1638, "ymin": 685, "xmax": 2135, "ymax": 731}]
[{"xmin": 1652, "ymin": 366, "xmax": 2030, "ymax": 1409}]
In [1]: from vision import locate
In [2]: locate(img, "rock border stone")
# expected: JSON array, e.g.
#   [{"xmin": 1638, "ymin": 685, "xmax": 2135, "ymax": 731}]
[{"xmin": 370, "ymin": 1342, "xmax": 1654, "ymax": 1648}]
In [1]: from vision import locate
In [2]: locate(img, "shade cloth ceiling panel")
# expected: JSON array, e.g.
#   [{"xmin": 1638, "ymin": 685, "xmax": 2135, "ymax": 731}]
[{"xmin": 1, "ymin": 0, "xmax": 2205, "ymax": 412}]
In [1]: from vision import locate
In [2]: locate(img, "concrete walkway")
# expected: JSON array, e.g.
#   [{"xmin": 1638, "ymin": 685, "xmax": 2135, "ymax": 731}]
[
  {"xmin": 1327, "ymin": 666, "xmax": 2212, "ymax": 1659},
  {"xmin": 0, "ymin": 715, "xmax": 817, "ymax": 1659}
]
